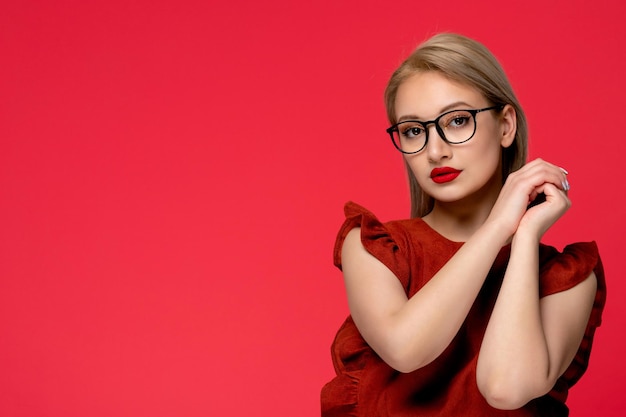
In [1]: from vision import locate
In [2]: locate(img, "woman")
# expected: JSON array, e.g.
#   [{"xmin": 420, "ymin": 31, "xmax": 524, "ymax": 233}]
[{"xmin": 321, "ymin": 33, "xmax": 606, "ymax": 416}]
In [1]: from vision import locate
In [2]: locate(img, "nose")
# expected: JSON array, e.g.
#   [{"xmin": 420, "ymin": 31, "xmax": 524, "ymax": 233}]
[{"xmin": 425, "ymin": 124, "xmax": 451, "ymax": 162}]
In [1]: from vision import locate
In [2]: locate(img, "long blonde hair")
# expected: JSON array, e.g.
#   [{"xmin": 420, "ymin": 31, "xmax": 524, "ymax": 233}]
[{"xmin": 384, "ymin": 33, "xmax": 528, "ymax": 218}]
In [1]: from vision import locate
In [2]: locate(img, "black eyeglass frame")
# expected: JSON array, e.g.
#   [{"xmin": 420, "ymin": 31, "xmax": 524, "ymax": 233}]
[{"xmin": 386, "ymin": 105, "xmax": 504, "ymax": 154}]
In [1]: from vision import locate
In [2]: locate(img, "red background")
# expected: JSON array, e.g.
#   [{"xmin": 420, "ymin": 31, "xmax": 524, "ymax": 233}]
[{"xmin": 1, "ymin": 1, "xmax": 624, "ymax": 416}]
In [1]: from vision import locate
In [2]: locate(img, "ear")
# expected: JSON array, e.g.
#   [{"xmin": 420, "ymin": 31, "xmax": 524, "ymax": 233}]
[{"xmin": 499, "ymin": 104, "xmax": 517, "ymax": 148}]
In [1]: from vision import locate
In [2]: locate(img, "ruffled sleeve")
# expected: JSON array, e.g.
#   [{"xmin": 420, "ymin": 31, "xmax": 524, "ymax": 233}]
[
  {"xmin": 333, "ymin": 202, "xmax": 411, "ymax": 291},
  {"xmin": 539, "ymin": 241, "xmax": 607, "ymax": 393}
]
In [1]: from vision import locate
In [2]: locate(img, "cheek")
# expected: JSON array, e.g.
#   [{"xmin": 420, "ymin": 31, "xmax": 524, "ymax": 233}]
[
  {"xmin": 405, "ymin": 155, "xmax": 428, "ymax": 176},
  {"xmin": 475, "ymin": 131, "xmax": 504, "ymax": 158},
  {"xmin": 404, "ymin": 158, "xmax": 429, "ymax": 188},
  {"xmin": 461, "ymin": 136, "xmax": 504, "ymax": 179}
]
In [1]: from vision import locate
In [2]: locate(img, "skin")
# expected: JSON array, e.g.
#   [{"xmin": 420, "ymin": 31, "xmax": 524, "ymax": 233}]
[{"xmin": 341, "ymin": 71, "xmax": 597, "ymax": 410}]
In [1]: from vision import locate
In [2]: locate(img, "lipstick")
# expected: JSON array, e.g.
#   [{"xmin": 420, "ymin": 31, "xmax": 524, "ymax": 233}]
[{"xmin": 430, "ymin": 167, "xmax": 461, "ymax": 184}]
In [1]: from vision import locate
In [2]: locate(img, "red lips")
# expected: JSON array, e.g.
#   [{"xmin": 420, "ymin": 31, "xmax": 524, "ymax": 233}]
[{"xmin": 430, "ymin": 167, "xmax": 462, "ymax": 184}]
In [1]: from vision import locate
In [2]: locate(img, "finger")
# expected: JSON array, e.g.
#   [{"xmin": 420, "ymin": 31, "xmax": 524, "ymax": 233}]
[
  {"xmin": 559, "ymin": 167, "xmax": 570, "ymax": 191},
  {"xmin": 542, "ymin": 183, "xmax": 572, "ymax": 208},
  {"xmin": 526, "ymin": 159, "xmax": 570, "ymax": 192}
]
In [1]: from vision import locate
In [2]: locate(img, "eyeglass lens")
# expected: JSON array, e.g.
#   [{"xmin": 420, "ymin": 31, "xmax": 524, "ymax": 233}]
[{"xmin": 392, "ymin": 110, "xmax": 476, "ymax": 153}]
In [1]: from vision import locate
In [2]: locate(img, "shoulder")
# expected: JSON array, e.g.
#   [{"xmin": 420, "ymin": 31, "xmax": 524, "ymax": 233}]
[
  {"xmin": 538, "ymin": 241, "xmax": 606, "ymax": 333},
  {"xmin": 333, "ymin": 202, "xmax": 425, "ymax": 289},
  {"xmin": 538, "ymin": 241, "xmax": 607, "ymax": 389},
  {"xmin": 538, "ymin": 241, "xmax": 605, "ymax": 298},
  {"xmin": 334, "ymin": 202, "xmax": 418, "ymax": 260}
]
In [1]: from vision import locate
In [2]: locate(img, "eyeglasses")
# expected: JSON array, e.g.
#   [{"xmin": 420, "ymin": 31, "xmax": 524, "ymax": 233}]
[{"xmin": 386, "ymin": 105, "xmax": 503, "ymax": 154}]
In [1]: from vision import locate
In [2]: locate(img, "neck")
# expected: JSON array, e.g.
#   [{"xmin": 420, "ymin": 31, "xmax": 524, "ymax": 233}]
[
  {"xmin": 422, "ymin": 172, "xmax": 503, "ymax": 243},
  {"xmin": 423, "ymin": 200, "xmax": 495, "ymax": 242}
]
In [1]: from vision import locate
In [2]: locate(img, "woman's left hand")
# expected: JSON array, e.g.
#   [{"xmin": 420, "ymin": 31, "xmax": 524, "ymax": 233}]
[{"xmin": 517, "ymin": 163, "xmax": 571, "ymax": 239}]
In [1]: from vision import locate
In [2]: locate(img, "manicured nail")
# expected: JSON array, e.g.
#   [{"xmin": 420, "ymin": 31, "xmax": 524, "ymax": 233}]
[
  {"xmin": 559, "ymin": 167, "xmax": 569, "ymax": 175},
  {"xmin": 562, "ymin": 180, "xmax": 570, "ymax": 191}
]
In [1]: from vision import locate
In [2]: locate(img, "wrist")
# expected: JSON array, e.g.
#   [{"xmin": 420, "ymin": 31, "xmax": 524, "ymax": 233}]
[
  {"xmin": 511, "ymin": 227, "xmax": 541, "ymax": 247},
  {"xmin": 479, "ymin": 218, "xmax": 515, "ymax": 248}
]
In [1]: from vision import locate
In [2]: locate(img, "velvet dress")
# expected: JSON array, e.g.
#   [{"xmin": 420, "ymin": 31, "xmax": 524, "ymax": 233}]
[{"xmin": 321, "ymin": 202, "xmax": 606, "ymax": 417}]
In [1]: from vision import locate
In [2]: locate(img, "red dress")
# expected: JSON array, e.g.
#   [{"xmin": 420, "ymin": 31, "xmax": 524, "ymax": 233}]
[{"xmin": 321, "ymin": 202, "xmax": 606, "ymax": 417}]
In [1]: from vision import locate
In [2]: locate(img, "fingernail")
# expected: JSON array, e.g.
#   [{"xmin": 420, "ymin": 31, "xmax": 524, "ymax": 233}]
[
  {"xmin": 562, "ymin": 180, "xmax": 570, "ymax": 191},
  {"xmin": 560, "ymin": 167, "xmax": 569, "ymax": 175}
]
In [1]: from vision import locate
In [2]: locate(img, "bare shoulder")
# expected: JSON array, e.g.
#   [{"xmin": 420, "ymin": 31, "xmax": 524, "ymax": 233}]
[
  {"xmin": 543, "ymin": 270, "xmax": 597, "ymax": 305},
  {"xmin": 341, "ymin": 227, "xmax": 400, "ymax": 287},
  {"xmin": 341, "ymin": 227, "xmax": 364, "ymax": 258},
  {"xmin": 540, "ymin": 270, "xmax": 597, "ymax": 379},
  {"xmin": 341, "ymin": 226, "xmax": 407, "ymax": 315}
]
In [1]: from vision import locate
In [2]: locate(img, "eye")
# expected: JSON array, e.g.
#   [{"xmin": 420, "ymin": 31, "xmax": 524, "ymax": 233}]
[
  {"xmin": 400, "ymin": 123, "xmax": 425, "ymax": 139},
  {"xmin": 441, "ymin": 111, "xmax": 472, "ymax": 129},
  {"xmin": 450, "ymin": 116, "xmax": 469, "ymax": 127}
]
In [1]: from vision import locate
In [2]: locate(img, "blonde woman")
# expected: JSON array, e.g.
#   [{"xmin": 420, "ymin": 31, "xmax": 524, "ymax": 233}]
[{"xmin": 322, "ymin": 33, "xmax": 606, "ymax": 417}]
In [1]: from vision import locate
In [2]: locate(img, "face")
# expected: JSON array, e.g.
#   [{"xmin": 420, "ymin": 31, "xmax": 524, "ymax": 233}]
[{"xmin": 394, "ymin": 71, "xmax": 516, "ymax": 209}]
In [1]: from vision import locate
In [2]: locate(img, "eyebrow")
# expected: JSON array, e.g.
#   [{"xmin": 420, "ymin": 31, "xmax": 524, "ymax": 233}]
[{"xmin": 397, "ymin": 101, "xmax": 474, "ymax": 122}]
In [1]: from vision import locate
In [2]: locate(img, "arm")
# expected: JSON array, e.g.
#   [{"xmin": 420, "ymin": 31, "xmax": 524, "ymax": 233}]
[
  {"xmin": 476, "ymin": 180, "xmax": 597, "ymax": 409},
  {"xmin": 341, "ymin": 219, "xmax": 508, "ymax": 373},
  {"xmin": 342, "ymin": 159, "xmax": 572, "ymax": 374}
]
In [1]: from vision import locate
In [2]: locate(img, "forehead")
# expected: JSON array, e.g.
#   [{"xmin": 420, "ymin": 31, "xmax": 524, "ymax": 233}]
[{"xmin": 395, "ymin": 71, "xmax": 485, "ymax": 119}]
